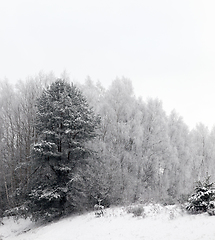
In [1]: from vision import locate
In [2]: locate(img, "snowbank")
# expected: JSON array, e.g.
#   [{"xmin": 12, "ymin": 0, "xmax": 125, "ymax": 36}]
[{"xmin": 1, "ymin": 204, "xmax": 215, "ymax": 240}]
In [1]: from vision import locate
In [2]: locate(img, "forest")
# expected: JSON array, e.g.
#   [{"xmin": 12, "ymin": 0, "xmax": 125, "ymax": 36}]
[{"xmin": 0, "ymin": 72, "xmax": 214, "ymax": 221}]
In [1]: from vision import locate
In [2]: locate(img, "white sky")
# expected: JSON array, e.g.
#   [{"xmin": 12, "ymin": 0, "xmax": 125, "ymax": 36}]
[{"xmin": 1, "ymin": 0, "xmax": 215, "ymax": 129}]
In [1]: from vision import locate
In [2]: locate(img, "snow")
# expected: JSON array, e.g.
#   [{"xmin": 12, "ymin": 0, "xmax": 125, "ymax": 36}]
[{"xmin": 1, "ymin": 204, "xmax": 215, "ymax": 240}]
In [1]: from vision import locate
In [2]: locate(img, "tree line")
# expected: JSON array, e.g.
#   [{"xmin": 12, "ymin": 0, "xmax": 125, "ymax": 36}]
[{"xmin": 0, "ymin": 73, "xmax": 214, "ymax": 221}]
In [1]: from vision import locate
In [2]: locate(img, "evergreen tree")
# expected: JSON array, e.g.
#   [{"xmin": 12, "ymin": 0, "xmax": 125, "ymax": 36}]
[
  {"xmin": 29, "ymin": 79, "xmax": 100, "ymax": 221},
  {"xmin": 186, "ymin": 176, "xmax": 215, "ymax": 214}
]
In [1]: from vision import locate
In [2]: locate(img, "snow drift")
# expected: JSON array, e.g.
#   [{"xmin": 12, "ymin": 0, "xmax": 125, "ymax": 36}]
[{"xmin": 1, "ymin": 204, "xmax": 215, "ymax": 240}]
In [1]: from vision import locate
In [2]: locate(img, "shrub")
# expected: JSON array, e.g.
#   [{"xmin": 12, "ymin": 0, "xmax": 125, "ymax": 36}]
[
  {"xmin": 4, "ymin": 203, "xmax": 30, "ymax": 220},
  {"xmin": 127, "ymin": 205, "xmax": 145, "ymax": 217}
]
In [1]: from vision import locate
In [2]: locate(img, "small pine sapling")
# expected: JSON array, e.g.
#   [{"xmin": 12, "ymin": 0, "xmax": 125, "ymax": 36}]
[{"xmin": 186, "ymin": 175, "xmax": 215, "ymax": 214}]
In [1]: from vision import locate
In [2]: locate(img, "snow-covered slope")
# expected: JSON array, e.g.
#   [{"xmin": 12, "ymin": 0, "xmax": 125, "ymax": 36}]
[{"xmin": 1, "ymin": 204, "xmax": 215, "ymax": 240}]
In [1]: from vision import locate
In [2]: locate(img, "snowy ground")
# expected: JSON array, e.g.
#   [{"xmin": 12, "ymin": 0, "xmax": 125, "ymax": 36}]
[{"xmin": 1, "ymin": 204, "xmax": 215, "ymax": 240}]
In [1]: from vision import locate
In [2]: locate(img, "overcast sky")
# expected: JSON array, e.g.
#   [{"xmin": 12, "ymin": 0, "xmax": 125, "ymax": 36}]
[{"xmin": 1, "ymin": 0, "xmax": 215, "ymax": 129}]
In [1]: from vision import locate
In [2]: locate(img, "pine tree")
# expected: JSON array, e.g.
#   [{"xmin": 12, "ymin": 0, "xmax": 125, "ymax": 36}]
[
  {"xmin": 29, "ymin": 79, "xmax": 100, "ymax": 221},
  {"xmin": 186, "ymin": 175, "xmax": 215, "ymax": 214}
]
